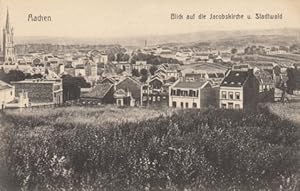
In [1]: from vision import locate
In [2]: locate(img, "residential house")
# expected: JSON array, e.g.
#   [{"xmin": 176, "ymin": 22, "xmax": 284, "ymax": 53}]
[
  {"xmin": 79, "ymin": 83, "xmax": 114, "ymax": 105},
  {"xmin": 169, "ymin": 79, "xmax": 217, "ymax": 109},
  {"xmin": 141, "ymin": 76, "xmax": 170, "ymax": 106},
  {"xmin": 11, "ymin": 79, "xmax": 63, "ymax": 105},
  {"xmin": 287, "ymin": 67, "xmax": 300, "ymax": 95},
  {"xmin": 114, "ymin": 77, "xmax": 142, "ymax": 106},
  {"xmin": 155, "ymin": 64, "xmax": 181, "ymax": 80},
  {"xmin": 219, "ymin": 69, "xmax": 259, "ymax": 110},
  {"xmin": 132, "ymin": 61, "xmax": 151, "ymax": 72},
  {"xmin": 75, "ymin": 65, "xmax": 86, "ymax": 76}
]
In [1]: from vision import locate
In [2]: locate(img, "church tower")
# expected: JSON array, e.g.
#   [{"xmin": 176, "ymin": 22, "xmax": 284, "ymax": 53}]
[{"xmin": 3, "ymin": 8, "xmax": 15, "ymax": 63}]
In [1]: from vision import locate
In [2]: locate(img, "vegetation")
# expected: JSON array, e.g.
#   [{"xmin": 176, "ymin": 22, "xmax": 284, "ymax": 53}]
[
  {"xmin": 131, "ymin": 52, "xmax": 182, "ymax": 65},
  {"xmin": 0, "ymin": 106, "xmax": 299, "ymax": 190}
]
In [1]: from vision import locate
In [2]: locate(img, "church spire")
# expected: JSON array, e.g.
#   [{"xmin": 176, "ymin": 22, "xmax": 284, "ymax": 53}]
[{"xmin": 6, "ymin": 7, "xmax": 10, "ymax": 30}]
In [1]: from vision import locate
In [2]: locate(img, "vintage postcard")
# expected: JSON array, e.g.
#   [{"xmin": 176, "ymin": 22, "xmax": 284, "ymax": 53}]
[{"xmin": 0, "ymin": 0, "xmax": 299, "ymax": 190}]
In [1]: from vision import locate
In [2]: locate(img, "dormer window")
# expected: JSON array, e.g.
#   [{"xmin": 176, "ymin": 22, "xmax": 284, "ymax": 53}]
[{"xmin": 236, "ymin": 73, "xmax": 240, "ymax": 76}]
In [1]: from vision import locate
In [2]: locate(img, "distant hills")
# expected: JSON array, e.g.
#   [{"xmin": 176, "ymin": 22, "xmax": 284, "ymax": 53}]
[{"xmin": 15, "ymin": 28, "xmax": 300, "ymax": 48}]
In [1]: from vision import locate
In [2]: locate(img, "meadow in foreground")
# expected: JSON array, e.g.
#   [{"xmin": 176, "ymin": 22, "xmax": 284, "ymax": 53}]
[{"xmin": 0, "ymin": 105, "xmax": 299, "ymax": 190}]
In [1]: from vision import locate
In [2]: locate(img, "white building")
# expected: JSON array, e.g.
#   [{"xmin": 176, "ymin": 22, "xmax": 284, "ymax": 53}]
[
  {"xmin": 0, "ymin": 80, "xmax": 15, "ymax": 109},
  {"xmin": 169, "ymin": 80, "xmax": 216, "ymax": 109}
]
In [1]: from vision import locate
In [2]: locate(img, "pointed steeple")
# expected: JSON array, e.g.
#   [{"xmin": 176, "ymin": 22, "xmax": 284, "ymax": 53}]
[{"xmin": 5, "ymin": 7, "xmax": 10, "ymax": 30}]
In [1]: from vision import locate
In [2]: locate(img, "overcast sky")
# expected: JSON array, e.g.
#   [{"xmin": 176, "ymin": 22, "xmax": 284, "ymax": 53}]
[{"xmin": 1, "ymin": 0, "xmax": 300, "ymax": 38}]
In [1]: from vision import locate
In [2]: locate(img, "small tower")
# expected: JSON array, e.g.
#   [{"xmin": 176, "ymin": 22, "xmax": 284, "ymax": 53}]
[{"xmin": 3, "ymin": 8, "xmax": 15, "ymax": 64}]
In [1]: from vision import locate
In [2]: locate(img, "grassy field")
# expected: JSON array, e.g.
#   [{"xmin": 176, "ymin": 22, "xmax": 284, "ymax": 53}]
[
  {"xmin": 5, "ymin": 105, "xmax": 175, "ymax": 127},
  {"xmin": 0, "ymin": 105, "xmax": 299, "ymax": 190},
  {"xmin": 268, "ymin": 102, "xmax": 300, "ymax": 125}
]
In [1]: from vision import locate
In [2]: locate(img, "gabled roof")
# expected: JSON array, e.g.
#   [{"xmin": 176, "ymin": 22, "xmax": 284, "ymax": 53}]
[
  {"xmin": 221, "ymin": 70, "xmax": 250, "ymax": 87},
  {"xmin": 174, "ymin": 80, "xmax": 210, "ymax": 89},
  {"xmin": 99, "ymin": 77, "xmax": 115, "ymax": 84},
  {"xmin": 0, "ymin": 80, "xmax": 13, "ymax": 90},
  {"xmin": 82, "ymin": 83, "xmax": 113, "ymax": 98},
  {"xmin": 148, "ymin": 76, "xmax": 164, "ymax": 84}
]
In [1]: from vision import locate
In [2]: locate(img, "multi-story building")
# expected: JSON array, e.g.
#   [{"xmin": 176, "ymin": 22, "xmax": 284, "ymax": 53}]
[
  {"xmin": 141, "ymin": 77, "xmax": 170, "ymax": 106},
  {"xmin": 114, "ymin": 77, "xmax": 142, "ymax": 107},
  {"xmin": 219, "ymin": 69, "xmax": 259, "ymax": 110},
  {"xmin": 169, "ymin": 79, "xmax": 217, "ymax": 109},
  {"xmin": 11, "ymin": 79, "xmax": 63, "ymax": 105},
  {"xmin": 132, "ymin": 61, "xmax": 151, "ymax": 72}
]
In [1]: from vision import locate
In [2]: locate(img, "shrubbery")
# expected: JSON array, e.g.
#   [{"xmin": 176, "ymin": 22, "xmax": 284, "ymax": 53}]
[{"xmin": 0, "ymin": 107, "xmax": 299, "ymax": 190}]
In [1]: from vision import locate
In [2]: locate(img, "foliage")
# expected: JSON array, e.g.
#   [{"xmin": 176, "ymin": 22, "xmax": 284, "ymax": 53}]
[
  {"xmin": 0, "ymin": 70, "xmax": 26, "ymax": 83},
  {"xmin": 149, "ymin": 65, "xmax": 158, "ymax": 75},
  {"xmin": 0, "ymin": 107, "xmax": 299, "ymax": 190},
  {"xmin": 140, "ymin": 69, "xmax": 148, "ymax": 76},
  {"xmin": 131, "ymin": 53, "xmax": 181, "ymax": 65},
  {"xmin": 131, "ymin": 69, "xmax": 140, "ymax": 77}
]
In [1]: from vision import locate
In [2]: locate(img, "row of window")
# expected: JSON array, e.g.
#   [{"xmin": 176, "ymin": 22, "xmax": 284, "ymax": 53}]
[
  {"xmin": 143, "ymin": 95, "xmax": 167, "ymax": 102},
  {"xmin": 221, "ymin": 91, "xmax": 240, "ymax": 100},
  {"xmin": 221, "ymin": 103, "xmax": 240, "ymax": 109},
  {"xmin": 171, "ymin": 89, "xmax": 199, "ymax": 97},
  {"xmin": 172, "ymin": 101, "xmax": 197, "ymax": 108}
]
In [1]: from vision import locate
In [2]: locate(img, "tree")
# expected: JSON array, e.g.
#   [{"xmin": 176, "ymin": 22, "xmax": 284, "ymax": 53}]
[
  {"xmin": 149, "ymin": 65, "xmax": 158, "ymax": 75},
  {"xmin": 140, "ymin": 68, "xmax": 148, "ymax": 76},
  {"xmin": 231, "ymin": 48, "xmax": 238, "ymax": 54},
  {"xmin": 0, "ymin": 70, "xmax": 26, "ymax": 83},
  {"xmin": 131, "ymin": 69, "xmax": 140, "ymax": 77},
  {"xmin": 140, "ymin": 75, "xmax": 148, "ymax": 83}
]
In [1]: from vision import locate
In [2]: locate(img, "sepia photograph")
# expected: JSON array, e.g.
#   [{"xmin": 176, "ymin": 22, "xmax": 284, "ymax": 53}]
[{"xmin": 0, "ymin": 0, "xmax": 299, "ymax": 190}]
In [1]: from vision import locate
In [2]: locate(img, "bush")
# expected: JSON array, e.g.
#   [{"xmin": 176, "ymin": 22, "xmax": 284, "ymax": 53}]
[{"xmin": 0, "ymin": 107, "xmax": 299, "ymax": 190}]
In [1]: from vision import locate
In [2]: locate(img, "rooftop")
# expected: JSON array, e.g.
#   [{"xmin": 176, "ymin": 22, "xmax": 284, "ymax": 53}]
[
  {"xmin": 221, "ymin": 70, "xmax": 250, "ymax": 87},
  {"xmin": 82, "ymin": 83, "xmax": 113, "ymax": 98},
  {"xmin": 174, "ymin": 80, "xmax": 208, "ymax": 89}
]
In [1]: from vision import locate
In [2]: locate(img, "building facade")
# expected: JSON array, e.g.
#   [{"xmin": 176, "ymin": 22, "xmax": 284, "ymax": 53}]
[
  {"xmin": 219, "ymin": 69, "xmax": 259, "ymax": 110},
  {"xmin": 169, "ymin": 80, "xmax": 217, "ymax": 109},
  {"xmin": 11, "ymin": 79, "xmax": 63, "ymax": 105}
]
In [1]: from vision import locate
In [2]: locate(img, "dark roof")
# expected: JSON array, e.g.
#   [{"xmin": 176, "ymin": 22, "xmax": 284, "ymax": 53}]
[
  {"xmin": 221, "ymin": 70, "xmax": 250, "ymax": 87},
  {"xmin": 174, "ymin": 80, "xmax": 209, "ymax": 89},
  {"xmin": 207, "ymin": 73, "xmax": 217, "ymax": 78},
  {"xmin": 82, "ymin": 83, "xmax": 113, "ymax": 98},
  {"xmin": 116, "ymin": 77, "xmax": 142, "ymax": 99}
]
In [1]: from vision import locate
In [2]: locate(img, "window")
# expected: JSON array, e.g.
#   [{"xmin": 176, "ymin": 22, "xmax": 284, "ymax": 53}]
[
  {"xmin": 221, "ymin": 91, "xmax": 227, "ymax": 99},
  {"xmin": 235, "ymin": 104, "xmax": 240, "ymax": 109},
  {"xmin": 228, "ymin": 103, "xmax": 234, "ymax": 109},
  {"xmin": 153, "ymin": 96, "xmax": 156, "ymax": 102},
  {"xmin": 235, "ymin": 92, "xmax": 240, "ymax": 100},
  {"xmin": 10, "ymin": 91, "xmax": 13, "ymax": 96},
  {"xmin": 157, "ymin": 96, "xmax": 161, "ymax": 101},
  {"xmin": 221, "ymin": 103, "xmax": 226, "ymax": 109},
  {"xmin": 180, "ymin": 102, "xmax": 184, "ymax": 108},
  {"xmin": 172, "ymin": 101, "xmax": 176, "ymax": 108},
  {"xmin": 193, "ymin": 103, "xmax": 197, "ymax": 108},
  {"xmin": 229, "ymin": 92, "xmax": 233, "ymax": 99},
  {"xmin": 185, "ymin": 102, "xmax": 189, "ymax": 108},
  {"xmin": 171, "ymin": 89, "xmax": 175, "ymax": 95}
]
